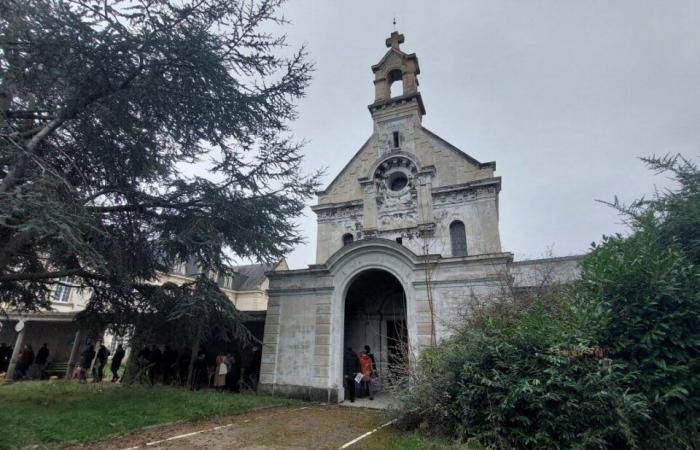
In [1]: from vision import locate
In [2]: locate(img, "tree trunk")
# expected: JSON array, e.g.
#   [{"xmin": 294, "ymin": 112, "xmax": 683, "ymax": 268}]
[{"xmin": 186, "ymin": 328, "xmax": 200, "ymax": 390}]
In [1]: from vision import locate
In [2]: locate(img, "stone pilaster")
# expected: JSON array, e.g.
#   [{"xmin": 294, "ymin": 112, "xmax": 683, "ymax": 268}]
[
  {"xmin": 259, "ymin": 295, "xmax": 281, "ymax": 386},
  {"xmin": 312, "ymin": 298, "xmax": 332, "ymax": 385},
  {"xmin": 416, "ymin": 167, "xmax": 435, "ymax": 226},
  {"xmin": 359, "ymin": 178, "xmax": 377, "ymax": 234}
]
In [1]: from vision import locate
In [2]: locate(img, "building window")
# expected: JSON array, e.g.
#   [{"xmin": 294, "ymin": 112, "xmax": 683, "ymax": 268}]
[
  {"xmin": 53, "ymin": 279, "xmax": 72, "ymax": 303},
  {"xmin": 185, "ymin": 259, "xmax": 200, "ymax": 276},
  {"xmin": 388, "ymin": 171, "xmax": 408, "ymax": 191},
  {"xmin": 450, "ymin": 220, "xmax": 467, "ymax": 257},
  {"xmin": 342, "ymin": 233, "xmax": 354, "ymax": 246},
  {"xmin": 217, "ymin": 273, "xmax": 230, "ymax": 289},
  {"xmin": 392, "ymin": 131, "xmax": 400, "ymax": 148},
  {"xmin": 395, "ymin": 237, "xmax": 403, "ymax": 245}
]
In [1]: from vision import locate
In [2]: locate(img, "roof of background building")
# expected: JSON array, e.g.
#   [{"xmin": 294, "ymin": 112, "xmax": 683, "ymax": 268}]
[{"xmin": 229, "ymin": 263, "xmax": 276, "ymax": 291}]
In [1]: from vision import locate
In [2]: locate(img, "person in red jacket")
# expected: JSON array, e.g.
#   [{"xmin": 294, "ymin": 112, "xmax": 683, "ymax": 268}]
[{"xmin": 358, "ymin": 350, "xmax": 373, "ymax": 400}]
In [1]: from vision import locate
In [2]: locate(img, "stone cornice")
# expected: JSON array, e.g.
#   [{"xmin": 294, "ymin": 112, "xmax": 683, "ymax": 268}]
[
  {"xmin": 431, "ymin": 177, "xmax": 502, "ymax": 195},
  {"xmin": 511, "ymin": 254, "xmax": 585, "ymax": 266},
  {"xmin": 368, "ymin": 92, "xmax": 425, "ymax": 116},
  {"xmin": 310, "ymin": 199, "xmax": 363, "ymax": 213}
]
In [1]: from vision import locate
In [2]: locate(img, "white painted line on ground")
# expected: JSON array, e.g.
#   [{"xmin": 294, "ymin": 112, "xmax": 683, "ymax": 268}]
[
  {"xmin": 338, "ymin": 419, "xmax": 397, "ymax": 449},
  {"xmin": 122, "ymin": 405, "xmax": 312, "ymax": 450},
  {"xmin": 163, "ymin": 430, "xmax": 204, "ymax": 441}
]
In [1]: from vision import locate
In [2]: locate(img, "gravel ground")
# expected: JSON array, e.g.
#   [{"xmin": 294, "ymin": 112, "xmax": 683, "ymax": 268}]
[{"xmin": 67, "ymin": 404, "xmax": 393, "ymax": 450}]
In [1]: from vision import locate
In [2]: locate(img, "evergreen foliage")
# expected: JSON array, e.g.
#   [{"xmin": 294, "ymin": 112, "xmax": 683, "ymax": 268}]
[
  {"xmin": 0, "ymin": 0, "xmax": 318, "ymax": 326},
  {"xmin": 397, "ymin": 155, "xmax": 700, "ymax": 449}
]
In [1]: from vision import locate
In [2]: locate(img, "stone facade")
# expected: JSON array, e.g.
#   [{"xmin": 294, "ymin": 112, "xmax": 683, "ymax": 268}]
[
  {"xmin": 313, "ymin": 32, "xmax": 499, "ymax": 264},
  {"xmin": 260, "ymin": 32, "xmax": 583, "ymax": 402}
]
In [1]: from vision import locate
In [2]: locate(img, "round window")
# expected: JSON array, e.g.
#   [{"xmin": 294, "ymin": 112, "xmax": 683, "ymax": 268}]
[{"xmin": 388, "ymin": 172, "xmax": 408, "ymax": 191}]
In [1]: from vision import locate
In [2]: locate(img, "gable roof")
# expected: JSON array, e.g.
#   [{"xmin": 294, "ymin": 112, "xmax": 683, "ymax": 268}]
[
  {"xmin": 421, "ymin": 126, "xmax": 496, "ymax": 170},
  {"xmin": 317, "ymin": 127, "xmax": 495, "ymax": 199},
  {"xmin": 371, "ymin": 48, "xmax": 420, "ymax": 75},
  {"xmin": 315, "ymin": 135, "xmax": 372, "ymax": 196}
]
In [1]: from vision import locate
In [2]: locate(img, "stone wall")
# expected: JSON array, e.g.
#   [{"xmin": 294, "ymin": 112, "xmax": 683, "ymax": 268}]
[
  {"xmin": 510, "ymin": 255, "xmax": 584, "ymax": 288},
  {"xmin": 259, "ymin": 239, "xmax": 513, "ymax": 402}
]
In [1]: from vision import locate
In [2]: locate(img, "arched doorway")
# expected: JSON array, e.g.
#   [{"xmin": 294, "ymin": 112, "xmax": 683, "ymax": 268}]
[{"xmin": 343, "ymin": 269, "xmax": 408, "ymax": 398}]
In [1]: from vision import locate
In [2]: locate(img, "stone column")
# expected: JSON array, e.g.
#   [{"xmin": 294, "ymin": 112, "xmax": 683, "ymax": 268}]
[
  {"xmin": 7, "ymin": 321, "xmax": 27, "ymax": 381},
  {"xmin": 65, "ymin": 329, "xmax": 81, "ymax": 379}
]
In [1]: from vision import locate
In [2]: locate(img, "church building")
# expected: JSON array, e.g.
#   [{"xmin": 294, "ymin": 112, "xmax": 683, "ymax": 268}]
[{"xmin": 258, "ymin": 32, "xmax": 581, "ymax": 402}]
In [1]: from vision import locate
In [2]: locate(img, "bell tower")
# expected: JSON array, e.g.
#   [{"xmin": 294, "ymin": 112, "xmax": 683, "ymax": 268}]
[{"xmin": 369, "ymin": 31, "xmax": 426, "ymax": 118}]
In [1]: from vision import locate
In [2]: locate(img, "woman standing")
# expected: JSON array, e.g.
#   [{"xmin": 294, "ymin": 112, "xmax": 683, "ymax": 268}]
[
  {"xmin": 214, "ymin": 354, "xmax": 228, "ymax": 392},
  {"xmin": 358, "ymin": 350, "xmax": 373, "ymax": 400}
]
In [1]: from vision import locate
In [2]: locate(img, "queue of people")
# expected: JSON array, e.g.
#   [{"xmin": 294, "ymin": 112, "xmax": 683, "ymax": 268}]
[
  {"xmin": 133, "ymin": 343, "xmax": 261, "ymax": 392},
  {"xmin": 343, "ymin": 344, "xmax": 377, "ymax": 402},
  {"xmin": 74, "ymin": 342, "xmax": 125, "ymax": 383},
  {"xmin": 0, "ymin": 342, "xmax": 51, "ymax": 381},
  {"xmin": 1, "ymin": 338, "xmax": 261, "ymax": 393}
]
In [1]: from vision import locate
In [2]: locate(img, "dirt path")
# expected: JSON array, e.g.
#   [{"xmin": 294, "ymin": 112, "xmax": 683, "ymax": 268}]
[{"xmin": 74, "ymin": 405, "xmax": 391, "ymax": 450}]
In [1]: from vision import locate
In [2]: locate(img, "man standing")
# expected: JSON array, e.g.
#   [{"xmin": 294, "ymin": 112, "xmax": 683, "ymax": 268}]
[
  {"xmin": 343, "ymin": 347, "xmax": 359, "ymax": 403},
  {"xmin": 93, "ymin": 344, "xmax": 110, "ymax": 382},
  {"xmin": 149, "ymin": 344, "xmax": 163, "ymax": 385},
  {"xmin": 34, "ymin": 343, "xmax": 50, "ymax": 378},
  {"xmin": 0, "ymin": 343, "xmax": 11, "ymax": 373},
  {"xmin": 162, "ymin": 345, "xmax": 178, "ymax": 384},
  {"xmin": 111, "ymin": 344, "xmax": 125, "ymax": 382},
  {"xmin": 79, "ymin": 343, "xmax": 95, "ymax": 383},
  {"xmin": 14, "ymin": 344, "xmax": 34, "ymax": 380}
]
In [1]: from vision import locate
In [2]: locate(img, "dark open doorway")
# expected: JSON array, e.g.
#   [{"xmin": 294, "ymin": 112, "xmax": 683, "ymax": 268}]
[{"xmin": 344, "ymin": 269, "xmax": 407, "ymax": 396}]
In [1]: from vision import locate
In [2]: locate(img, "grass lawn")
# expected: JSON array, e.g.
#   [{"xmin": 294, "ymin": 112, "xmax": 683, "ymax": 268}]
[
  {"xmin": 360, "ymin": 427, "xmax": 482, "ymax": 450},
  {"xmin": 0, "ymin": 381, "xmax": 298, "ymax": 449}
]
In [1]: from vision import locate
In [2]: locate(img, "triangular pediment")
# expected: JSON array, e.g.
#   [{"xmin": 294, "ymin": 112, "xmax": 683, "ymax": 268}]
[
  {"xmin": 372, "ymin": 48, "xmax": 405, "ymax": 72},
  {"xmin": 371, "ymin": 49, "xmax": 420, "ymax": 75},
  {"xmin": 316, "ymin": 136, "xmax": 373, "ymax": 200}
]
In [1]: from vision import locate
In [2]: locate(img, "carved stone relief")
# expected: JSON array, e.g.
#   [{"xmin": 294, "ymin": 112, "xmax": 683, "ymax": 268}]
[{"xmin": 432, "ymin": 186, "xmax": 497, "ymax": 207}]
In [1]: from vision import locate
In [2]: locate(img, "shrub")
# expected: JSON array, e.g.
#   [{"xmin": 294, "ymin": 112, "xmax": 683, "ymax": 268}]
[
  {"xmin": 577, "ymin": 224, "xmax": 700, "ymax": 448},
  {"xmin": 396, "ymin": 155, "xmax": 700, "ymax": 449},
  {"xmin": 397, "ymin": 295, "xmax": 650, "ymax": 449}
]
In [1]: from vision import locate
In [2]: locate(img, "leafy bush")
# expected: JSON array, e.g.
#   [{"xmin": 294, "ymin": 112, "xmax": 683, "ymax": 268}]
[
  {"xmin": 577, "ymin": 226, "xmax": 700, "ymax": 447},
  {"xmin": 397, "ymin": 294, "xmax": 649, "ymax": 449},
  {"xmin": 397, "ymin": 155, "xmax": 700, "ymax": 449}
]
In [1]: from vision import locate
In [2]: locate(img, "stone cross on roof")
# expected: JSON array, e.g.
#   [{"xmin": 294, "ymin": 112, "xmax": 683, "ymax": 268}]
[{"xmin": 385, "ymin": 31, "xmax": 404, "ymax": 50}]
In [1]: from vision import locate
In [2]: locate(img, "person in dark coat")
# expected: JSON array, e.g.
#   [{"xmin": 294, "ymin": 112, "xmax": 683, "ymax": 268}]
[
  {"xmin": 226, "ymin": 351, "xmax": 240, "ymax": 392},
  {"xmin": 14, "ymin": 344, "xmax": 34, "ymax": 380},
  {"xmin": 93, "ymin": 344, "xmax": 110, "ymax": 382},
  {"xmin": 79, "ymin": 344, "xmax": 96, "ymax": 383},
  {"xmin": 149, "ymin": 344, "xmax": 163, "ymax": 385},
  {"xmin": 136, "ymin": 345, "xmax": 152, "ymax": 385},
  {"xmin": 192, "ymin": 348, "xmax": 208, "ymax": 390},
  {"xmin": 34, "ymin": 343, "xmax": 50, "ymax": 378},
  {"xmin": 178, "ymin": 349, "xmax": 191, "ymax": 386},
  {"xmin": 343, "ymin": 347, "xmax": 359, "ymax": 402},
  {"xmin": 111, "ymin": 344, "xmax": 125, "ymax": 382},
  {"xmin": 0, "ymin": 343, "xmax": 12, "ymax": 373},
  {"xmin": 162, "ymin": 345, "xmax": 178, "ymax": 385},
  {"xmin": 36, "ymin": 343, "xmax": 49, "ymax": 366}
]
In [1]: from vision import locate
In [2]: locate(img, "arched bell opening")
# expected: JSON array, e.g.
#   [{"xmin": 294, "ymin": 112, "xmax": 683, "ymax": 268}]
[{"xmin": 388, "ymin": 68, "xmax": 404, "ymax": 98}]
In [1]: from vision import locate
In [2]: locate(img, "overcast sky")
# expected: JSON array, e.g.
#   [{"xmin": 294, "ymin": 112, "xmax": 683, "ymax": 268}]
[{"xmin": 273, "ymin": 0, "xmax": 700, "ymax": 269}]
